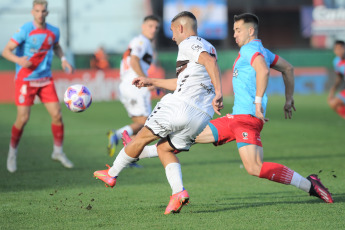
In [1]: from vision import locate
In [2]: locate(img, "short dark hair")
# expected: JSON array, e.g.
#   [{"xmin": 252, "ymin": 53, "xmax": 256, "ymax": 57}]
[
  {"xmin": 171, "ymin": 11, "xmax": 197, "ymax": 32},
  {"xmin": 143, "ymin": 15, "xmax": 161, "ymax": 23},
  {"xmin": 171, "ymin": 11, "xmax": 196, "ymax": 23},
  {"xmin": 335, "ymin": 40, "xmax": 345, "ymax": 46},
  {"xmin": 234, "ymin": 13, "xmax": 259, "ymax": 34}
]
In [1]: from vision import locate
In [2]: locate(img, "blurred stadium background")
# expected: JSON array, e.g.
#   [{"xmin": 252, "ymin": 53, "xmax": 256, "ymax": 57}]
[{"xmin": 0, "ymin": 0, "xmax": 344, "ymax": 102}]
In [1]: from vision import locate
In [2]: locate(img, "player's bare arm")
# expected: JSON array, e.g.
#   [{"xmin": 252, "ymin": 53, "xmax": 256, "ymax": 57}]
[
  {"xmin": 198, "ymin": 51, "xmax": 223, "ymax": 115},
  {"xmin": 329, "ymin": 73, "xmax": 343, "ymax": 100},
  {"xmin": 133, "ymin": 77, "xmax": 177, "ymax": 91},
  {"xmin": 2, "ymin": 40, "xmax": 32, "ymax": 68},
  {"xmin": 272, "ymin": 57, "xmax": 296, "ymax": 119},
  {"xmin": 53, "ymin": 43, "xmax": 73, "ymax": 74},
  {"xmin": 252, "ymin": 54, "xmax": 269, "ymax": 122},
  {"xmin": 130, "ymin": 55, "xmax": 147, "ymax": 77}
]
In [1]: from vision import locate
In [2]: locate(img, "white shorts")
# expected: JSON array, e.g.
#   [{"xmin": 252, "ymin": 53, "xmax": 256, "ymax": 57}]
[
  {"xmin": 119, "ymin": 81, "xmax": 151, "ymax": 117},
  {"xmin": 145, "ymin": 94, "xmax": 211, "ymax": 151}
]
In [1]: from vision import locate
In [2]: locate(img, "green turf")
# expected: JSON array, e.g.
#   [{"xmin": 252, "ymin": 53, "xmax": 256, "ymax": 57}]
[{"xmin": 0, "ymin": 94, "xmax": 344, "ymax": 229}]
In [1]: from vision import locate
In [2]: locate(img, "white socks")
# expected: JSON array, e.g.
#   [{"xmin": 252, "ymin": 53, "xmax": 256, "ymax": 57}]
[
  {"xmin": 139, "ymin": 145, "xmax": 159, "ymax": 159},
  {"xmin": 108, "ymin": 148, "xmax": 138, "ymax": 177},
  {"xmin": 53, "ymin": 145, "xmax": 63, "ymax": 153},
  {"xmin": 165, "ymin": 163, "xmax": 184, "ymax": 195},
  {"xmin": 9, "ymin": 145, "xmax": 17, "ymax": 155},
  {"xmin": 290, "ymin": 172, "xmax": 312, "ymax": 193},
  {"xmin": 116, "ymin": 125, "xmax": 133, "ymax": 140}
]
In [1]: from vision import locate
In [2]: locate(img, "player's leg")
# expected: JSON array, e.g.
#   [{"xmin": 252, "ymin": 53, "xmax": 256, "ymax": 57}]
[
  {"xmin": 156, "ymin": 138, "xmax": 189, "ymax": 215},
  {"xmin": 194, "ymin": 124, "xmax": 216, "ymax": 143},
  {"xmin": 7, "ymin": 105, "xmax": 31, "ymax": 173},
  {"xmin": 238, "ymin": 144, "xmax": 333, "ymax": 203},
  {"xmin": 328, "ymin": 91, "xmax": 345, "ymax": 119},
  {"xmin": 44, "ymin": 101, "xmax": 73, "ymax": 168},
  {"xmin": 94, "ymin": 126, "xmax": 159, "ymax": 187}
]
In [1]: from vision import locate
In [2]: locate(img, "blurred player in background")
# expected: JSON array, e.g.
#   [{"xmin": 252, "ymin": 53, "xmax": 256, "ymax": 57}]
[
  {"xmin": 94, "ymin": 11, "xmax": 223, "ymax": 214},
  {"xmin": 107, "ymin": 15, "xmax": 160, "ymax": 161},
  {"xmin": 328, "ymin": 40, "xmax": 345, "ymax": 119},
  {"xmin": 122, "ymin": 13, "xmax": 334, "ymax": 204},
  {"xmin": 2, "ymin": 0, "xmax": 74, "ymax": 173}
]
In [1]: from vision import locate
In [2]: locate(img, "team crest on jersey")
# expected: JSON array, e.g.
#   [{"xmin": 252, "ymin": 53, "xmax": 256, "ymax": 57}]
[
  {"xmin": 191, "ymin": 44, "xmax": 202, "ymax": 52},
  {"xmin": 48, "ymin": 36, "xmax": 53, "ymax": 45},
  {"xmin": 242, "ymin": 132, "xmax": 248, "ymax": 140},
  {"xmin": 233, "ymin": 68, "xmax": 238, "ymax": 77},
  {"xmin": 32, "ymin": 37, "xmax": 37, "ymax": 44}
]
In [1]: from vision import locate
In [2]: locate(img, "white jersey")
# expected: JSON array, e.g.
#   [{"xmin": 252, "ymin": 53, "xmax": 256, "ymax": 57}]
[
  {"xmin": 173, "ymin": 36, "xmax": 218, "ymax": 117},
  {"xmin": 120, "ymin": 34, "xmax": 153, "ymax": 82}
]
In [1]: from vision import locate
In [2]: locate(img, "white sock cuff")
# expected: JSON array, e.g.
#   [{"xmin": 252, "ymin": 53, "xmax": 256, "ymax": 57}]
[
  {"xmin": 165, "ymin": 162, "xmax": 181, "ymax": 171},
  {"xmin": 9, "ymin": 145, "xmax": 17, "ymax": 154},
  {"xmin": 53, "ymin": 145, "xmax": 63, "ymax": 153},
  {"xmin": 108, "ymin": 148, "xmax": 138, "ymax": 177},
  {"xmin": 291, "ymin": 172, "xmax": 311, "ymax": 193},
  {"xmin": 165, "ymin": 162, "xmax": 184, "ymax": 195}
]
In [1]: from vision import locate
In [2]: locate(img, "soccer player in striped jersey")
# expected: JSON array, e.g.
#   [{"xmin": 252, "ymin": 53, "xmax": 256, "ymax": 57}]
[
  {"xmin": 2, "ymin": 0, "xmax": 74, "ymax": 173},
  {"xmin": 328, "ymin": 40, "xmax": 345, "ymax": 119}
]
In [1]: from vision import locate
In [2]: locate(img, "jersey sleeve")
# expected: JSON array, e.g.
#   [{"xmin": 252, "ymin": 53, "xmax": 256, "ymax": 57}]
[
  {"xmin": 180, "ymin": 39, "xmax": 207, "ymax": 63},
  {"xmin": 54, "ymin": 27, "xmax": 60, "ymax": 44},
  {"xmin": 265, "ymin": 48, "xmax": 279, "ymax": 67},
  {"xmin": 11, "ymin": 26, "xmax": 27, "ymax": 45},
  {"xmin": 241, "ymin": 45, "xmax": 263, "ymax": 66},
  {"xmin": 130, "ymin": 37, "xmax": 147, "ymax": 59}
]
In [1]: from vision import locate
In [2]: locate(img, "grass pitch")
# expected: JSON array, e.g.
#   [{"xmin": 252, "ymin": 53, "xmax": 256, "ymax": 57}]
[{"xmin": 0, "ymin": 94, "xmax": 344, "ymax": 229}]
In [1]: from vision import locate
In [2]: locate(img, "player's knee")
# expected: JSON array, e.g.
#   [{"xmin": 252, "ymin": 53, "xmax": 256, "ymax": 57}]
[
  {"xmin": 244, "ymin": 165, "xmax": 261, "ymax": 177},
  {"xmin": 17, "ymin": 113, "xmax": 30, "ymax": 126},
  {"xmin": 51, "ymin": 111, "xmax": 62, "ymax": 123}
]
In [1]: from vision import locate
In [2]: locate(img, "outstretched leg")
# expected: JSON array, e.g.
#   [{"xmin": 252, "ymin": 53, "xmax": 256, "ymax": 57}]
[{"xmin": 238, "ymin": 144, "xmax": 333, "ymax": 203}]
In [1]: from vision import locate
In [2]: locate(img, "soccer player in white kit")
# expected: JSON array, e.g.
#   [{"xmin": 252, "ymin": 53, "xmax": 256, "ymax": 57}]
[
  {"xmin": 94, "ymin": 11, "xmax": 223, "ymax": 214},
  {"xmin": 107, "ymin": 15, "xmax": 160, "ymax": 158}
]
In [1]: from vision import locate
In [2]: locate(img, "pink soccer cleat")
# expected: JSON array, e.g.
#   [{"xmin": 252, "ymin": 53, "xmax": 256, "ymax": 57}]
[
  {"xmin": 164, "ymin": 190, "xmax": 190, "ymax": 215},
  {"xmin": 93, "ymin": 164, "xmax": 117, "ymax": 188},
  {"xmin": 121, "ymin": 130, "xmax": 132, "ymax": 147},
  {"xmin": 307, "ymin": 174, "xmax": 334, "ymax": 203}
]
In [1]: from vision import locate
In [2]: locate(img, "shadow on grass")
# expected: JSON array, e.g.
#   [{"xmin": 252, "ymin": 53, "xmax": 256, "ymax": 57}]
[{"xmin": 192, "ymin": 193, "xmax": 345, "ymax": 213}]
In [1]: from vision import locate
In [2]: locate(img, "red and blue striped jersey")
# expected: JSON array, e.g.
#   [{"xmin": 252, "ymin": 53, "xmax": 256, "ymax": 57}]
[{"xmin": 11, "ymin": 21, "xmax": 60, "ymax": 81}]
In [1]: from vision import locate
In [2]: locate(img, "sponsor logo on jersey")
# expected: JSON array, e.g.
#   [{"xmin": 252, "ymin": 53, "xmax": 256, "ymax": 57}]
[
  {"xmin": 191, "ymin": 44, "xmax": 202, "ymax": 52},
  {"xmin": 233, "ymin": 68, "xmax": 238, "ymax": 77},
  {"xmin": 200, "ymin": 83, "xmax": 215, "ymax": 94},
  {"xmin": 48, "ymin": 36, "xmax": 52, "ymax": 45}
]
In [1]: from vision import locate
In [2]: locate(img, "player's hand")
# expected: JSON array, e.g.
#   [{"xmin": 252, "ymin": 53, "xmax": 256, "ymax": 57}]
[
  {"xmin": 283, "ymin": 98, "xmax": 296, "ymax": 119},
  {"xmin": 62, "ymin": 60, "xmax": 74, "ymax": 74},
  {"xmin": 17, "ymin": 56, "xmax": 32, "ymax": 68},
  {"xmin": 212, "ymin": 93, "xmax": 223, "ymax": 115},
  {"xmin": 132, "ymin": 77, "xmax": 153, "ymax": 88},
  {"xmin": 255, "ymin": 103, "xmax": 266, "ymax": 123}
]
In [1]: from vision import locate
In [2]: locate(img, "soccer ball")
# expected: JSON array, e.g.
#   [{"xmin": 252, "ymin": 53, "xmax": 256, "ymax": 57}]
[{"xmin": 64, "ymin": 84, "xmax": 92, "ymax": 112}]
